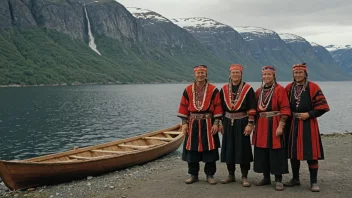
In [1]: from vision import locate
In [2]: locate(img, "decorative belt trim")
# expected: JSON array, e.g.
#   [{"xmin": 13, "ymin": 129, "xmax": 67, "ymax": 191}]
[
  {"xmin": 259, "ymin": 111, "xmax": 280, "ymax": 118},
  {"xmin": 225, "ymin": 111, "xmax": 248, "ymax": 126},
  {"xmin": 189, "ymin": 113, "xmax": 212, "ymax": 120},
  {"xmin": 292, "ymin": 112, "xmax": 301, "ymax": 118}
]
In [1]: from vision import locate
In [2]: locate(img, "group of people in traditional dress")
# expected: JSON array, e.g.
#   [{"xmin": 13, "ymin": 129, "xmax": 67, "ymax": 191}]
[{"xmin": 177, "ymin": 63, "xmax": 330, "ymax": 192}]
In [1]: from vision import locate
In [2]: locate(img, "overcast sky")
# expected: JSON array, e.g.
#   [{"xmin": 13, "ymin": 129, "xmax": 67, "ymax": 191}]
[{"xmin": 116, "ymin": 0, "xmax": 352, "ymax": 46}]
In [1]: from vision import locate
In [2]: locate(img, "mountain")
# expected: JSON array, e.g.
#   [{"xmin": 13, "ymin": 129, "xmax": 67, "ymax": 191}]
[
  {"xmin": 310, "ymin": 42, "xmax": 336, "ymax": 66},
  {"xmin": 233, "ymin": 26, "xmax": 300, "ymax": 81},
  {"xmin": 171, "ymin": 17, "xmax": 262, "ymax": 81},
  {"xmin": 0, "ymin": 0, "xmax": 229, "ymax": 85},
  {"xmin": 126, "ymin": 8, "xmax": 229, "ymax": 81},
  {"xmin": 326, "ymin": 45, "xmax": 352, "ymax": 76},
  {"xmin": 279, "ymin": 33, "xmax": 349, "ymax": 80},
  {"xmin": 0, "ymin": 0, "xmax": 350, "ymax": 86}
]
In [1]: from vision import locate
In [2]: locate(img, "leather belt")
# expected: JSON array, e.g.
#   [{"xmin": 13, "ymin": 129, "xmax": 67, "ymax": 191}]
[
  {"xmin": 259, "ymin": 111, "xmax": 280, "ymax": 118},
  {"xmin": 189, "ymin": 113, "xmax": 212, "ymax": 120},
  {"xmin": 225, "ymin": 111, "xmax": 248, "ymax": 120},
  {"xmin": 224, "ymin": 111, "xmax": 248, "ymax": 126},
  {"xmin": 292, "ymin": 112, "xmax": 300, "ymax": 118}
]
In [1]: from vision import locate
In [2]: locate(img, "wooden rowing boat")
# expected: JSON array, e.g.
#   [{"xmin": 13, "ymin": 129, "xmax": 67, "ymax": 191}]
[{"xmin": 0, "ymin": 124, "xmax": 184, "ymax": 191}]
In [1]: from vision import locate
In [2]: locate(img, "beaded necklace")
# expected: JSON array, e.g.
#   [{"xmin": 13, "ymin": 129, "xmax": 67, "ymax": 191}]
[
  {"xmin": 229, "ymin": 81, "xmax": 243, "ymax": 108},
  {"xmin": 293, "ymin": 84, "xmax": 305, "ymax": 108},
  {"xmin": 258, "ymin": 83, "xmax": 275, "ymax": 111},
  {"xmin": 192, "ymin": 82, "xmax": 208, "ymax": 111}
]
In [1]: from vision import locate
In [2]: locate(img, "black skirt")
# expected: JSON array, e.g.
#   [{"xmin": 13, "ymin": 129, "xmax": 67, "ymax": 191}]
[{"xmin": 220, "ymin": 116, "xmax": 253, "ymax": 164}]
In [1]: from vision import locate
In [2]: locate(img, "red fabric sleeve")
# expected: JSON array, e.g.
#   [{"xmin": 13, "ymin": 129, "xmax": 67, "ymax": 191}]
[
  {"xmin": 277, "ymin": 86, "xmax": 291, "ymax": 116},
  {"xmin": 177, "ymin": 89, "xmax": 189, "ymax": 118},
  {"xmin": 213, "ymin": 89, "xmax": 223, "ymax": 118},
  {"xmin": 309, "ymin": 82, "xmax": 330, "ymax": 112}
]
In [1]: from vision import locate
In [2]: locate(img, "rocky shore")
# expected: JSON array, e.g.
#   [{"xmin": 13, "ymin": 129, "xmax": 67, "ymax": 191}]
[{"xmin": 1, "ymin": 133, "xmax": 351, "ymax": 198}]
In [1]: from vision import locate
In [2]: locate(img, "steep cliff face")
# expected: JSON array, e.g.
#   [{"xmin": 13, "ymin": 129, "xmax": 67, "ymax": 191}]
[
  {"xmin": 0, "ymin": 0, "xmax": 13, "ymax": 28},
  {"xmin": 8, "ymin": 0, "xmax": 37, "ymax": 27},
  {"xmin": 86, "ymin": 2, "xmax": 143, "ymax": 42},
  {"xmin": 311, "ymin": 42, "xmax": 335, "ymax": 66},
  {"xmin": 0, "ymin": 0, "xmax": 143, "ymax": 42},
  {"xmin": 234, "ymin": 26, "xmax": 300, "ymax": 80},
  {"xmin": 170, "ymin": 17, "xmax": 262, "ymax": 80},
  {"xmin": 29, "ymin": 0, "xmax": 85, "ymax": 40},
  {"xmin": 0, "ymin": 0, "xmax": 350, "ymax": 85},
  {"xmin": 127, "ymin": 7, "xmax": 189, "ymax": 46},
  {"xmin": 172, "ymin": 17, "xmax": 251, "ymax": 56},
  {"xmin": 280, "ymin": 33, "xmax": 349, "ymax": 80},
  {"xmin": 279, "ymin": 33, "xmax": 316, "ymax": 59},
  {"xmin": 327, "ymin": 45, "xmax": 352, "ymax": 76},
  {"xmin": 127, "ymin": 8, "xmax": 229, "ymax": 82}
]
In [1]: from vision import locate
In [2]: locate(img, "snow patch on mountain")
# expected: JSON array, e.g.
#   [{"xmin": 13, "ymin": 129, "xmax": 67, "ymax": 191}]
[
  {"xmin": 325, "ymin": 44, "xmax": 351, "ymax": 52},
  {"xmin": 234, "ymin": 26, "xmax": 276, "ymax": 35},
  {"xmin": 279, "ymin": 33, "xmax": 306, "ymax": 43},
  {"xmin": 233, "ymin": 26, "xmax": 277, "ymax": 41},
  {"xmin": 171, "ymin": 17, "xmax": 227, "ymax": 29},
  {"xmin": 310, "ymin": 42, "xmax": 321, "ymax": 47},
  {"xmin": 127, "ymin": 7, "xmax": 170, "ymax": 23}
]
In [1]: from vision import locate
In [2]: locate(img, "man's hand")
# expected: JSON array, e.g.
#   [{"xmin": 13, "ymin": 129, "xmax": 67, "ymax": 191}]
[
  {"xmin": 218, "ymin": 125, "xmax": 224, "ymax": 134},
  {"xmin": 298, "ymin": 112, "xmax": 310, "ymax": 120},
  {"xmin": 211, "ymin": 124, "xmax": 219, "ymax": 135},
  {"xmin": 276, "ymin": 126, "xmax": 283, "ymax": 137},
  {"xmin": 243, "ymin": 125, "xmax": 253, "ymax": 136}
]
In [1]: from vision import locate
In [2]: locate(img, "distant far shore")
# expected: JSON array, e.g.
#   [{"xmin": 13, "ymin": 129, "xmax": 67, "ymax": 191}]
[{"xmin": 1, "ymin": 80, "xmax": 352, "ymax": 88}]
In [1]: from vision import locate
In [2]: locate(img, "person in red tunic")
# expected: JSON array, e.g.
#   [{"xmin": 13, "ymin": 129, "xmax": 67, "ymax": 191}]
[
  {"xmin": 284, "ymin": 63, "xmax": 330, "ymax": 192},
  {"xmin": 177, "ymin": 65, "xmax": 223, "ymax": 185},
  {"xmin": 252, "ymin": 66, "xmax": 291, "ymax": 191},
  {"xmin": 219, "ymin": 64, "xmax": 256, "ymax": 187}
]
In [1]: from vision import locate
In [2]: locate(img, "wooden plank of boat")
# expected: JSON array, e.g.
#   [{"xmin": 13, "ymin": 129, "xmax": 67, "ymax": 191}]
[
  {"xmin": 143, "ymin": 137, "xmax": 174, "ymax": 141},
  {"xmin": 68, "ymin": 155, "xmax": 117, "ymax": 160},
  {"xmin": 163, "ymin": 131, "xmax": 182, "ymax": 135},
  {"xmin": 118, "ymin": 144, "xmax": 151, "ymax": 149},
  {"xmin": 164, "ymin": 133, "xmax": 173, "ymax": 138},
  {"xmin": 45, "ymin": 159, "xmax": 81, "ymax": 163},
  {"xmin": 0, "ymin": 124, "xmax": 183, "ymax": 191},
  {"xmin": 91, "ymin": 150, "xmax": 129, "ymax": 154}
]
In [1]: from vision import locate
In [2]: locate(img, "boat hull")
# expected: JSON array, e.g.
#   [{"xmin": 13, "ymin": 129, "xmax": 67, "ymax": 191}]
[{"xmin": 0, "ymin": 125, "xmax": 183, "ymax": 190}]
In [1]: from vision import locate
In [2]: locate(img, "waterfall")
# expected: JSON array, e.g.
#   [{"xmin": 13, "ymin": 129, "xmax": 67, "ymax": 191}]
[{"xmin": 84, "ymin": 5, "xmax": 101, "ymax": 55}]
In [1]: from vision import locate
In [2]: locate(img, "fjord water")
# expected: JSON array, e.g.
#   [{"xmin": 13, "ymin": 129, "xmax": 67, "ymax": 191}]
[{"xmin": 0, "ymin": 82, "xmax": 350, "ymax": 160}]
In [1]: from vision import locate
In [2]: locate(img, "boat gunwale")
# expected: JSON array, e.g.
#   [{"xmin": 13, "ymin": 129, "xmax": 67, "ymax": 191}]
[{"xmin": 0, "ymin": 124, "xmax": 182, "ymax": 164}]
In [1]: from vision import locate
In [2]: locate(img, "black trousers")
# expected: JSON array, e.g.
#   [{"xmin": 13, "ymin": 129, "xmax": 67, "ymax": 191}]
[
  {"xmin": 254, "ymin": 147, "xmax": 288, "ymax": 175},
  {"xmin": 290, "ymin": 159, "xmax": 319, "ymax": 184},
  {"xmin": 254, "ymin": 147, "xmax": 289, "ymax": 182},
  {"xmin": 226, "ymin": 163, "xmax": 250, "ymax": 178},
  {"xmin": 188, "ymin": 162, "xmax": 216, "ymax": 176}
]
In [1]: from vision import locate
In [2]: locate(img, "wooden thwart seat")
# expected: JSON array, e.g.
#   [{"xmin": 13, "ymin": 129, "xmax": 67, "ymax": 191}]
[
  {"xmin": 118, "ymin": 144, "xmax": 151, "ymax": 149},
  {"xmin": 163, "ymin": 131, "xmax": 182, "ymax": 135},
  {"xmin": 68, "ymin": 155, "xmax": 115, "ymax": 160},
  {"xmin": 91, "ymin": 150, "xmax": 128, "ymax": 154},
  {"xmin": 164, "ymin": 133, "xmax": 173, "ymax": 138},
  {"xmin": 143, "ymin": 137, "xmax": 174, "ymax": 141},
  {"xmin": 46, "ymin": 159, "xmax": 80, "ymax": 163}
]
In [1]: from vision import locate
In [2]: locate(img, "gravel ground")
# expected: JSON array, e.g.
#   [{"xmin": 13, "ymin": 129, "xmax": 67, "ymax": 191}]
[{"xmin": 1, "ymin": 133, "xmax": 351, "ymax": 198}]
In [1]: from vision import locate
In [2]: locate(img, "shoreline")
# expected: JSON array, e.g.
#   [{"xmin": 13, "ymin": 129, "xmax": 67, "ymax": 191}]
[
  {"xmin": 1, "ymin": 133, "xmax": 351, "ymax": 197},
  {"xmin": 1, "ymin": 80, "xmax": 351, "ymax": 88}
]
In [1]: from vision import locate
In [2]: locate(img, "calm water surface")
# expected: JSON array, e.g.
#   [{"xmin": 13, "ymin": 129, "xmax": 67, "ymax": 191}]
[{"xmin": 0, "ymin": 82, "xmax": 351, "ymax": 160}]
